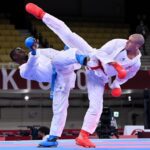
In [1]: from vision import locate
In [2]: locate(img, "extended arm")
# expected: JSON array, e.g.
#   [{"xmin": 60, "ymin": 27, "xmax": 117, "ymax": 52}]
[
  {"xmin": 19, "ymin": 37, "xmax": 52, "ymax": 82},
  {"xmin": 19, "ymin": 53, "xmax": 52, "ymax": 82}
]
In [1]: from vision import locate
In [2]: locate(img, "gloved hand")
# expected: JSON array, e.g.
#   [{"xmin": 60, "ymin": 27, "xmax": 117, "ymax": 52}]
[
  {"xmin": 117, "ymin": 69, "xmax": 127, "ymax": 79},
  {"xmin": 25, "ymin": 37, "xmax": 36, "ymax": 55},
  {"xmin": 111, "ymin": 88, "xmax": 122, "ymax": 97},
  {"xmin": 111, "ymin": 62, "xmax": 127, "ymax": 79}
]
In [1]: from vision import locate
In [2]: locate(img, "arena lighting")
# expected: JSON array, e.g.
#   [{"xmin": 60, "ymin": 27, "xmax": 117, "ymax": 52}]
[
  {"xmin": 123, "ymin": 89, "xmax": 133, "ymax": 94},
  {"xmin": 24, "ymin": 95, "xmax": 30, "ymax": 101},
  {"xmin": 113, "ymin": 111, "xmax": 119, "ymax": 118},
  {"xmin": 128, "ymin": 95, "xmax": 132, "ymax": 101}
]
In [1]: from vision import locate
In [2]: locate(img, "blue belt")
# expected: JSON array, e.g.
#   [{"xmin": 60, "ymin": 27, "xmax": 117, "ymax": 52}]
[{"xmin": 50, "ymin": 67, "xmax": 57, "ymax": 100}]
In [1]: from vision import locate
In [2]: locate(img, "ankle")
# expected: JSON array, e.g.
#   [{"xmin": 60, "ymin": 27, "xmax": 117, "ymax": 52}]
[
  {"xmin": 79, "ymin": 130, "xmax": 90, "ymax": 138},
  {"xmin": 48, "ymin": 135, "xmax": 58, "ymax": 141},
  {"xmin": 40, "ymin": 11, "xmax": 46, "ymax": 19}
]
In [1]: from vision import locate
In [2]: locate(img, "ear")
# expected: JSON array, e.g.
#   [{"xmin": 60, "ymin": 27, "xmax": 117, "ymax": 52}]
[
  {"xmin": 12, "ymin": 55, "xmax": 16, "ymax": 59},
  {"xmin": 136, "ymin": 43, "xmax": 141, "ymax": 49}
]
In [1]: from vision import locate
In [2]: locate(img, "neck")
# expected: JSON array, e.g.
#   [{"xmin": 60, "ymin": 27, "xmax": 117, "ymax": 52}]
[
  {"xmin": 18, "ymin": 56, "xmax": 28, "ymax": 65},
  {"xmin": 127, "ymin": 49, "xmax": 139, "ymax": 55},
  {"xmin": 19, "ymin": 61, "xmax": 26, "ymax": 65},
  {"xmin": 127, "ymin": 49, "xmax": 139, "ymax": 59}
]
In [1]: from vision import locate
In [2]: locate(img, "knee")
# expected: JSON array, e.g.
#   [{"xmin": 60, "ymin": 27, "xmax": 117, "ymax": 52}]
[
  {"xmin": 53, "ymin": 102, "xmax": 69, "ymax": 114},
  {"xmin": 88, "ymin": 102, "xmax": 103, "ymax": 115},
  {"xmin": 56, "ymin": 20, "xmax": 70, "ymax": 33},
  {"xmin": 88, "ymin": 107, "xmax": 102, "ymax": 116}
]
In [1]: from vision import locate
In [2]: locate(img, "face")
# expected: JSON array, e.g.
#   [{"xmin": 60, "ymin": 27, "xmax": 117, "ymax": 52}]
[
  {"xmin": 13, "ymin": 48, "xmax": 28, "ymax": 65},
  {"xmin": 125, "ymin": 36, "xmax": 140, "ymax": 52}
]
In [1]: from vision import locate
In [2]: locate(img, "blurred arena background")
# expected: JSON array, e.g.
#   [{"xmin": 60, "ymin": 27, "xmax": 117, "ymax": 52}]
[{"xmin": 0, "ymin": 0, "xmax": 150, "ymax": 140}]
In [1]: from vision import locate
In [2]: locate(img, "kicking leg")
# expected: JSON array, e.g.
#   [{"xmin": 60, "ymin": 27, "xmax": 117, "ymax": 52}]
[{"xmin": 25, "ymin": 3, "xmax": 93, "ymax": 55}]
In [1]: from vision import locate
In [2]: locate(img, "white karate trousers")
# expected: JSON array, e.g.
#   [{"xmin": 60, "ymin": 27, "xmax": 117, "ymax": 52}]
[{"xmin": 42, "ymin": 13, "xmax": 105, "ymax": 134}]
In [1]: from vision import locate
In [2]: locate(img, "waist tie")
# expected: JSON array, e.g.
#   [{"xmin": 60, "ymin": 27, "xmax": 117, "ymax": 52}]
[
  {"xmin": 88, "ymin": 60, "xmax": 106, "ymax": 75},
  {"xmin": 50, "ymin": 66, "xmax": 57, "ymax": 100}
]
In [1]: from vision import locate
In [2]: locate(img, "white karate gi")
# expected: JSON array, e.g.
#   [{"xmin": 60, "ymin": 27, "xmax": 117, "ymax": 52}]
[
  {"xmin": 42, "ymin": 13, "xmax": 141, "ymax": 134},
  {"xmin": 19, "ymin": 48, "xmax": 80, "ymax": 136}
]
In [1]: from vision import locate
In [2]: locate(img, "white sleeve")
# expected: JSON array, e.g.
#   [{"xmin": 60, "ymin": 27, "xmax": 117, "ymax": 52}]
[
  {"xmin": 109, "ymin": 61, "xmax": 141, "ymax": 89},
  {"xmin": 19, "ymin": 54, "xmax": 38, "ymax": 79},
  {"xmin": 37, "ymin": 48, "xmax": 59, "ymax": 59},
  {"xmin": 19, "ymin": 54, "xmax": 51, "ymax": 82},
  {"xmin": 99, "ymin": 39, "xmax": 127, "ymax": 55}
]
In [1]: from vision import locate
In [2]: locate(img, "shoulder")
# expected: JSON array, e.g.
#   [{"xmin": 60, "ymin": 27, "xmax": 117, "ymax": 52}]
[
  {"xmin": 103, "ymin": 39, "xmax": 127, "ymax": 46},
  {"xmin": 109, "ymin": 39, "xmax": 127, "ymax": 49},
  {"xmin": 110, "ymin": 39, "xmax": 127, "ymax": 44},
  {"xmin": 19, "ymin": 63, "xmax": 26, "ymax": 70},
  {"xmin": 19, "ymin": 64, "xmax": 27, "ymax": 78}
]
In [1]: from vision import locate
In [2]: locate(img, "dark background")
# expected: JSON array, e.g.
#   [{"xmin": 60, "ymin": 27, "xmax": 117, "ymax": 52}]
[{"xmin": 0, "ymin": 0, "xmax": 150, "ymax": 31}]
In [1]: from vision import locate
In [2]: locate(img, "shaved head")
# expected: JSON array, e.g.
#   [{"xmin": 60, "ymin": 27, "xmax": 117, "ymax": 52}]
[{"xmin": 129, "ymin": 34, "xmax": 145, "ymax": 46}]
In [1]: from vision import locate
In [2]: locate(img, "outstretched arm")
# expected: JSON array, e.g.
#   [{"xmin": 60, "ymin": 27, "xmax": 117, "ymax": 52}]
[{"xmin": 19, "ymin": 37, "xmax": 52, "ymax": 82}]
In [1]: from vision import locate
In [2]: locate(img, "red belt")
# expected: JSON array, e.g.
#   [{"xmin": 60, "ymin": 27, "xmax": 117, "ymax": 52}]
[{"xmin": 88, "ymin": 60, "xmax": 106, "ymax": 74}]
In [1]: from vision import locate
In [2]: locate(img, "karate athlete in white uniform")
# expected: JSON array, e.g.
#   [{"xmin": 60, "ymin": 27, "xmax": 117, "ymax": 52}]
[
  {"xmin": 25, "ymin": 3, "xmax": 144, "ymax": 148},
  {"xmin": 9, "ymin": 37, "xmax": 88, "ymax": 147}
]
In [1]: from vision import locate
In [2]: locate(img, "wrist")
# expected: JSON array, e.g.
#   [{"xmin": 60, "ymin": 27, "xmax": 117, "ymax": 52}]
[
  {"xmin": 31, "ymin": 50, "xmax": 36, "ymax": 55},
  {"xmin": 29, "ymin": 47, "xmax": 36, "ymax": 55}
]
